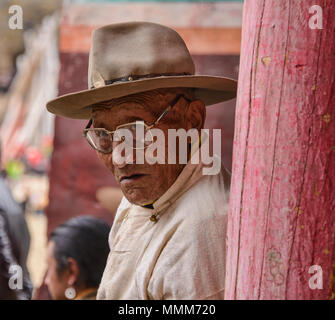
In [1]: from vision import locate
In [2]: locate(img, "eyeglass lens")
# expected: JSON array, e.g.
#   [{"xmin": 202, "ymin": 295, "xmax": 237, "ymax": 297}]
[{"xmin": 86, "ymin": 122, "xmax": 154, "ymax": 153}]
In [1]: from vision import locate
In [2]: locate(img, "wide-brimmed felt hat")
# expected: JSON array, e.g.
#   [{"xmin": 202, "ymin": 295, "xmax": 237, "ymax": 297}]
[{"xmin": 46, "ymin": 21, "xmax": 237, "ymax": 119}]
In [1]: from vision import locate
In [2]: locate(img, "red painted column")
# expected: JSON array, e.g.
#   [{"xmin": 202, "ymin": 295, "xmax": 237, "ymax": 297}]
[{"xmin": 225, "ymin": 0, "xmax": 335, "ymax": 299}]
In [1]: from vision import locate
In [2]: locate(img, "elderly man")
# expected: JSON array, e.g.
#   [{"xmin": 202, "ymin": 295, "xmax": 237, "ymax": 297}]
[{"xmin": 47, "ymin": 22, "xmax": 237, "ymax": 300}]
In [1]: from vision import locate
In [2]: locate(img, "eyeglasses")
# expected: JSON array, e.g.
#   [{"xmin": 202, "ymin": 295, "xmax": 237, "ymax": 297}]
[{"xmin": 83, "ymin": 94, "xmax": 191, "ymax": 154}]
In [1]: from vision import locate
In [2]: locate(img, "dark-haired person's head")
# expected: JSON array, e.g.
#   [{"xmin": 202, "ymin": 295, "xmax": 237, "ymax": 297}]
[{"xmin": 45, "ymin": 216, "xmax": 110, "ymax": 300}]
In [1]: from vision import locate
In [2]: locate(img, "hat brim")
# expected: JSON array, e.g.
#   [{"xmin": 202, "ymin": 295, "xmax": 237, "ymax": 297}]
[{"xmin": 46, "ymin": 75, "xmax": 237, "ymax": 119}]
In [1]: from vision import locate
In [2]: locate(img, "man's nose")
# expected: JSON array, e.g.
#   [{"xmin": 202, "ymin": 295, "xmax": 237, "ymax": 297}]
[{"xmin": 112, "ymin": 143, "xmax": 136, "ymax": 168}]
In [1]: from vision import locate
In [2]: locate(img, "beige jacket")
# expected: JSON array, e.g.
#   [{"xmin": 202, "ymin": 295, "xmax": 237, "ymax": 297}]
[{"xmin": 97, "ymin": 159, "xmax": 230, "ymax": 300}]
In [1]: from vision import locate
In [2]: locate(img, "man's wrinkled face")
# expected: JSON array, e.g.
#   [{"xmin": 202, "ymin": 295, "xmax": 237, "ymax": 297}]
[{"xmin": 92, "ymin": 90, "xmax": 193, "ymax": 206}]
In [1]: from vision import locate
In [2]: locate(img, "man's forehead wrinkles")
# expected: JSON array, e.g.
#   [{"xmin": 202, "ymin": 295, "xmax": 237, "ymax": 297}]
[
  {"xmin": 91, "ymin": 89, "xmax": 188, "ymax": 117},
  {"xmin": 92, "ymin": 102, "xmax": 156, "ymax": 129},
  {"xmin": 112, "ymin": 92, "xmax": 163, "ymax": 108},
  {"xmin": 93, "ymin": 98, "xmax": 164, "ymax": 123},
  {"xmin": 93, "ymin": 102, "xmax": 151, "ymax": 119}
]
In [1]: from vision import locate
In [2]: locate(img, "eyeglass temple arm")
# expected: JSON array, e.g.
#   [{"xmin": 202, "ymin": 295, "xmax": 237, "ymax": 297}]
[
  {"xmin": 153, "ymin": 94, "xmax": 191, "ymax": 126},
  {"xmin": 85, "ymin": 119, "xmax": 93, "ymax": 129},
  {"xmin": 85, "ymin": 94, "xmax": 192, "ymax": 129},
  {"xmin": 82, "ymin": 119, "xmax": 93, "ymax": 137}
]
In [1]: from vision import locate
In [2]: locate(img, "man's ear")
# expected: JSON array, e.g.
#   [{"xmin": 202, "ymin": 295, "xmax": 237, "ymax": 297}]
[
  {"xmin": 185, "ymin": 99, "xmax": 206, "ymax": 131},
  {"xmin": 66, "ymin": 257, "xmax": 80, "ymax": 287}
]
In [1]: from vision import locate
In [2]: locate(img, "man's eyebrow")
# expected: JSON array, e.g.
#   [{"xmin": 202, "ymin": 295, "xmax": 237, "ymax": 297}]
[
  {"xmin": 125, "ymin": 116, "xmax": 145, "ymax": 122},
  {"xmin": 92, "ymin": 115, "xmax": 147, "ymax": 129}
]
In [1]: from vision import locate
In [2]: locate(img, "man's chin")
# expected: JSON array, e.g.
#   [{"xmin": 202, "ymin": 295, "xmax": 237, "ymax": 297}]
[{"xmin": 121, "ymin": 187, "xmax": 153, "ymax": 206}]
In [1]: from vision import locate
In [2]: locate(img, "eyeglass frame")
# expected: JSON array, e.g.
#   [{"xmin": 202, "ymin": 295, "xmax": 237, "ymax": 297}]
[{"xmin": 82, "ymin": 94, "xmax": 192, "ymax": 154}]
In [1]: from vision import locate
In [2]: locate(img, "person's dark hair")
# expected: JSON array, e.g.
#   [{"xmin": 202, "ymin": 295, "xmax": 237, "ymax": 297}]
[{"xmin": 49, "ymin": 216, "xmax": 110, "ymax": 288}]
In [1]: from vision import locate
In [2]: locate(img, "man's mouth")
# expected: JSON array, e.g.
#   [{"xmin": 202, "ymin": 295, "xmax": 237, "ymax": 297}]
[{"xmin": 119, "ymin": 174, "xmax": 146, "ymax": 183}]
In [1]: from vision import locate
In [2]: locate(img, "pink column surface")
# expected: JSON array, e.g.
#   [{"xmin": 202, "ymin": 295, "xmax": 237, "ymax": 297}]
[{"xmin": 225, "ymin": 0, "xmax": 335, "ymax": 300}]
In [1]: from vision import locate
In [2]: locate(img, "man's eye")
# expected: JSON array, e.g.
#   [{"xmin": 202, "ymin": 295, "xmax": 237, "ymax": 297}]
[
  {"xmin": 95, "ymin": 130, "xmax": 109, "ymax": 138},
  {"xmin": 129, "ymin": 124, "xmax": 137, "ymax": 132}
]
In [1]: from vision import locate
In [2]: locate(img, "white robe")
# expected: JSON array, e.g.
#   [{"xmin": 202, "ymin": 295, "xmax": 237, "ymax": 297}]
[{"xmin": 97, "ymin": 158, "xmax": 230, "ymax": 300}]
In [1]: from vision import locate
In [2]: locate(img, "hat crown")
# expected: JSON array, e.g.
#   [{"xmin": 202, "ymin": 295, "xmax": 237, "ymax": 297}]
[{"xmin": 88, "ymin": 22, "xmax": 195, "ymax": 89}]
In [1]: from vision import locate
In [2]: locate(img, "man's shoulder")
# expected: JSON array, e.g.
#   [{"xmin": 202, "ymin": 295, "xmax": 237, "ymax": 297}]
[
  {"xmin": 178, "ymin": 166, "xmax": 230, "ymax": 212},
  {"xmin": 161, "ymin": 166, "xmax": 230, "ymax": 240}
]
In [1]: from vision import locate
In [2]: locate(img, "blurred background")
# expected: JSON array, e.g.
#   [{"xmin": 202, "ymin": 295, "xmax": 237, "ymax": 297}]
[{"xmin": 0, "ymin": 0, "xmax": 242, "ymax": 299}]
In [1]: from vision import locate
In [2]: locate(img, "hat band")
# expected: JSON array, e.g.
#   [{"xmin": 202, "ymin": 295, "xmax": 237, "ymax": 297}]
[{"xmin": 90, "ymin": 72, "xmax": 191, "ymax": 89}]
